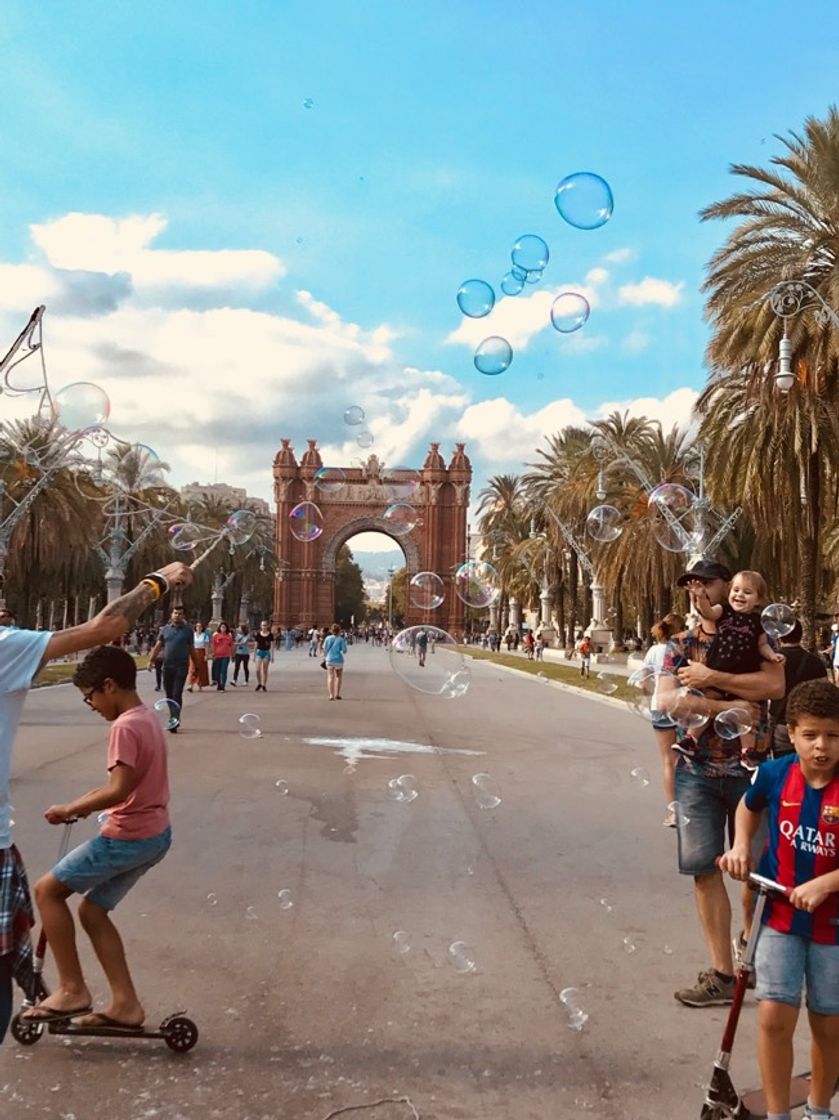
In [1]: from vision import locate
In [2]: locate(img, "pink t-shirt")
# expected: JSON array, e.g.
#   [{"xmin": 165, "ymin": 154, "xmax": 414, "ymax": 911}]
[{"xmin": 101, "ymin": 705, "xmax": 170, "ymax": 841}]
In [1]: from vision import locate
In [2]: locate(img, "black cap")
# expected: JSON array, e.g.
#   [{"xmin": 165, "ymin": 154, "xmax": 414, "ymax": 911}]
[{"xmin": 676, "ymin": 559, "xmax": 733, "ymax": 587}]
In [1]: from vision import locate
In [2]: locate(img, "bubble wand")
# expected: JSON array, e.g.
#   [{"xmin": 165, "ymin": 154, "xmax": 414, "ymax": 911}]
[{"xmin": 170, "ymin": 536, "xmax": 226, "ymax": 609}]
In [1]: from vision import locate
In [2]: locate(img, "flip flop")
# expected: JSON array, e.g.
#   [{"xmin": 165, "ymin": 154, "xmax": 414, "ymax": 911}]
[
  {"xmin": 74, "ymin": 1012, "xmax": 145, "ymax": 1031},
  {"xmin": 23, "ymin": 1003, "xmax": 92, "ymax": 1023}
]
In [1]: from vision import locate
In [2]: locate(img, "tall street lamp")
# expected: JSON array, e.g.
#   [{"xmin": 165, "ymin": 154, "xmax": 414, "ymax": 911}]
[
  {"xmin": 387, "ymin": 563, "xmax": 396, "ymax": 630},
  {"xmin": 768, "ymin": 280, "xmax": 839, "ymax": 391}
]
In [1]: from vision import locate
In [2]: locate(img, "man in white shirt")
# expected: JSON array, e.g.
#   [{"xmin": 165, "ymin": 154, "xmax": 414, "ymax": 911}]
[{"xmin": 0, "ymin": 561, "xmax": 191, "ymax": 1043}]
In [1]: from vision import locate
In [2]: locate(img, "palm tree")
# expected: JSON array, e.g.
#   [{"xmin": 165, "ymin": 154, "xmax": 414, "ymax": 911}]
[{"xmin": 699, "ymin": 106, "xmax": 839, "ymax": 644}]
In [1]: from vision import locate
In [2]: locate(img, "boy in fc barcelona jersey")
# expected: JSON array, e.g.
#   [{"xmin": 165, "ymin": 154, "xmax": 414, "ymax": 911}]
[{"xmin": 720, "ymin": 679, "xmax": 839, "ymax": 1120}]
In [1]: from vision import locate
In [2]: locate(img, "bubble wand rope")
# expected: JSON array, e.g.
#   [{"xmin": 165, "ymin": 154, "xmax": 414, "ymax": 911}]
[{"xmin": 171, "ymin": 535, "xmax": 225, "ymax": 609}]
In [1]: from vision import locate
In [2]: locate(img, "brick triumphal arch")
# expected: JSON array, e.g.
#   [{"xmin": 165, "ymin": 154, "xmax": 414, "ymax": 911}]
[{"xmin": 272, "ymin": 439, "xmax": 472, "ymax": 633}]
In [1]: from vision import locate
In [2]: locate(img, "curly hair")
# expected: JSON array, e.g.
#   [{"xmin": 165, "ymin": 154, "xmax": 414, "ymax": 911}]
[
  {"xmin": 72, "ymin": 645, "xmax": 137, "ymax": 691},
  {"xmin": 786, "ymin": 679, "xmax": 839, "ymax": 728}
]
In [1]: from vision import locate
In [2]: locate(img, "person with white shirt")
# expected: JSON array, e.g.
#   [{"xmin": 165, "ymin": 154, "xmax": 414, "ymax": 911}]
[
  {"xmin": 0, "ymin": 561, "xmax": 191, "ymax": 1044},
  {"xmin": 642, "ymin": 612, "xmax": 685, "ymax": 827}
]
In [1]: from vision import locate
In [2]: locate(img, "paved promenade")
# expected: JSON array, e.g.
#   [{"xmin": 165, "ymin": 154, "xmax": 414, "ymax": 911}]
[{"xmin": 1, "ymin": 643, "xmax": 804, "ymax": 1119}]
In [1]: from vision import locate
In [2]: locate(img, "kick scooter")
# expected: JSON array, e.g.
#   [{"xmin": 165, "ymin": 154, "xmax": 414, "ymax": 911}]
[
  {"xmin": 700, "ymin": 871, "xmax": 838, "ymax": 1119},
  {"xmin": 9, "ymin": 820, "xmax": 198, "ymax": 1053}
]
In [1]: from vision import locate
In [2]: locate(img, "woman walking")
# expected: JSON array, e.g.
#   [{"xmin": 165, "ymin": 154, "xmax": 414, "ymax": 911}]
[
  {"xmin": 232, "ymin": 623, "xmax": 251, "ymax": 686},
  {"xmin": 188, "ymin": 621, "xmax": 211, "ymax": 692},
  {"xmin": 324, "ymin": 623, "xmax": 348, "ymax": 701},
  {"xmin": 211, "ymin": 621, "xmax": 234, "ymax": 691},
  {"xmin": 254, "ymin": 620, "xmax": 274, "ymax": 692},
  {"xmin": 643, "ymin": 612, "xmax": 684, "ymax": 827}
]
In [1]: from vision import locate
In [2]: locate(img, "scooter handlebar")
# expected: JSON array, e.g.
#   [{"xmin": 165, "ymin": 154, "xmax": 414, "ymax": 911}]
[{"xmin": 748, "ymin": 872, "xmax": 789, "ymax": 896}]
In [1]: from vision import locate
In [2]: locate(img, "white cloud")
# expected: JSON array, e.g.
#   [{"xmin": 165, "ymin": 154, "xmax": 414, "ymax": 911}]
[
  {"xmin": 604, "ymin": 247, "xmax": 636, "ymax": 265},
  {"xmin": 456, "ymin": 397, "xmax": 587, "ymax": 463},
  {"xmin": 586, "ymin": 266, "xmax": 609, "ymax": 286},
  {"xmin": 622, "ymin": 329, "xmax": 651, "ymax": 353},
  {"xmin": 618, "ymin": 277, "xmax": 684, "ymax": 307},
  {"xmin": 593, "ymin": 387, "xmax": 698, "ymax": 433}
]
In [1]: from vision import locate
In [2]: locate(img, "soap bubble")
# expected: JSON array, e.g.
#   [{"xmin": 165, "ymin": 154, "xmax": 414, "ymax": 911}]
[
  {"xmin": 153, "ymin": 698, "xmax": 180, "ymax": 730},
  {"xmin": 551, "ymin": 292, "xmax": 590, "ymax": 333},
  {"xmin": 390, "ymin": 626, "xmax": 470, "ymax": 697},
  {"xmin": 381, "ymin": 503, "xmax": 419, "ymax": 537},
  {"xmin": 303, "ymin": 97, "xmax": 314, "ymax": 109},
  {"xmin": 554, "ymin": 171, "xmax": 614, "ymax": 230},
  {"xmin": 560, "ymin": 988, "xmax": 588, "ymax": 1030},
  {"xmin": 586, "ymin": 505, "xmax": 624, "ymax": 543},
  {"xmin": 383, "ymin": 468, "xmax": 422, "ymax": 502},
  {"xmin": 225, "ymin": 509, "xmax": 257, "ymax": 546},
  {"xmin": 246, "ymin": 906, "xmax": 258, "ymax": 920},
  {"xmin": 356, "ymin": 430, "xmax": 374, "ymax": 449},
  {"xmin": 409, "ymin": 572, "xmax": 445, "ymax": 610},
  {"xmin": 314, "ymin": 466, "xmax": 347, "ymax": 495},
  {"xmin": 448, "ymin": 940, "xmax": 477, "ymax": 974},
  {"xmin": 761, "ymin": 602, "xmax": 796, "ymax": 641},
  {"xmin": 96, "ymin": 811, "xmax": 109, "ymax": 824},
  {"xmin": 622, "ymin": 937, "xmax": 637, "ymax": 954},
  {"xmin": 474, "ymin": 336, "xmax": 513, "ymax": 375},
  {"xmin": 457, "ymin": 279, "xmax": 495, "ymax": 318},
  {"xmin": 454, "ymin": 559, "xmax": 500, "ymax": 608},
  {"xmin": 667, "ymin": 801, "xmax": 690, "ymax": 827},
  {"xmin": 471, "ymin": 772, "xmax": 501, "ymax": 809},
  {"xmin": 630, "ymin": 767, "xmax": 650, "ymax": 788},
  {"xmin": 524, "ymin": 269, "xmax": 543, "ymax": 285},
  {"xmin": 238, "ymin": 713, "xmax": 262, "ymax": 739},
  {"xmin": 275, "ymin": 779, "xmax": 289, "ymax": 795},
  {"xmin": 648, "ymin": 483, "xmax": 695, "ymax": 553},
  {"xmin": 386, "ymin": 774, "xmax": 418, "ymax": 803},
  {"xmin": 596, "ymin": 672, "xmax": 619, "ymax": 695},
  {"xmin": 289, "ymin": 501, "xmax": 324, "ymax": 542},
  {"xmin": 344, "ymin": 406, "xmax": 365, "ymax": 426},
  {"xmin": 714, "ymin": 707, "xmax": 753, "ymax": 741},
  {"xmin": 169, "ymin": 522, "xmax": 204, "ymax": 552},
  {"xmin": 669, "ymin": 686, "xmax": 709, "ymax": 733},
  {"xmin": 500, "ymin": 272, "xmax": 524, "ymax": 297},
  {"xmin": 51, "ymin": 382, "xmax": 111, "ymax": 433},
  {"xmin": 277, "ymin": 889, "xmax": 294, "ymax": 909},
  {"xmin": 392, "ymin": 930, "xmax": 411, "ymax": 954},
  {"xmin": 627, "ymin": 666, "xmax": 677, "ymax": 724},
  {"xmin": 664, "ymin": 944, "xmax": 674, "ymax": 955},
  {"xmin": 206, "ymin": 893, "xmax": 218, "ymax": 906},
  {"xmin": 599, "ymin": 898, "xmax": 613, "ymax": 913},
  {"xmin": 511, "ymin": 234, "xmax": 549, "ymax": 272}
]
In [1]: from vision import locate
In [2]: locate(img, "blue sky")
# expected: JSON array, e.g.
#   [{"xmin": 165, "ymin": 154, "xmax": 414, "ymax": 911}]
[{"xmin": 1, "ymin": 1, "xmax": 837, "ymax": 538}]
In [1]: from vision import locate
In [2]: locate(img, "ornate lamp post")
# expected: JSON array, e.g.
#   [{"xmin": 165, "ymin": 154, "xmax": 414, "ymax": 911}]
[{"xmin": 768, "ymin": 280, "xmax": 839, "ymax": 391}]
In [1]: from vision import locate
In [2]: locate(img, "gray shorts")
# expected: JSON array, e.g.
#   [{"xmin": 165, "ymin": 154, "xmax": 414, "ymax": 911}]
[
  {"xmin": 755, "ymin": 926, "xmax": 839, "ymax": 1016},
  {"xmin": 674, "ymin": 768, "xmax": 754, "ymax": 877}
]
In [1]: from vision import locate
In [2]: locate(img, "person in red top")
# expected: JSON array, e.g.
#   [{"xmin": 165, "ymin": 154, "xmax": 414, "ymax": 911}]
[
  {"xmin": 210, "ymin": 621, "xmax": 235, "ymax": 691},
  {"xmin": 24, "ymin": 646, "xmax": 172, "ymax": 1031}
]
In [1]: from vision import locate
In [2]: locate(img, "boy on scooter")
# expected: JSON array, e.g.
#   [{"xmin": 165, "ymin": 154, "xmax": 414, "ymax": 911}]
[
  {"xmin": 24, "ymin": 645, "xmax": 171, "ymax": 1031},
  {"xmin": 720, "ymin": 678, "xmax": 839, "ymax": 1120}
]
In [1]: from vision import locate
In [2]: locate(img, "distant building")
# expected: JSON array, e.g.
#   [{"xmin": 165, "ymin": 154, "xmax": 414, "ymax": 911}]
[{"xmin": 180, "ymin": 481, "xmax": 271, "ymax": 517}]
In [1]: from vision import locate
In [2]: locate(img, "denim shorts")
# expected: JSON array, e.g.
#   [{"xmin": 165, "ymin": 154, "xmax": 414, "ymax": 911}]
[
  {"xmin": 674, "ymin": 769, "xmax": 752, "ymax": 876},
  {"xmin": 53, "ymin": 827, "xmax": 171, "ymax": 911},
  {"xmin": 255, "ymin": 650, "xmax": 271, "ymax": 661},
  {"xmin": 755, "ymin": 926, "xmax": 839, "ymax": 1015}
]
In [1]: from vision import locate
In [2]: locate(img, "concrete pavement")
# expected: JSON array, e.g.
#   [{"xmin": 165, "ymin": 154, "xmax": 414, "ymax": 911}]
[{"xmin": 0, "ymin": 642, "xmax": 805, "ymax": 1119}]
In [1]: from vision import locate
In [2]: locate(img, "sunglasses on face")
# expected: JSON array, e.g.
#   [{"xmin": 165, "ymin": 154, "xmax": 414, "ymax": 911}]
[{"xmin": 82, "ymin": 686, "xmax": 102, "ymax": 707}]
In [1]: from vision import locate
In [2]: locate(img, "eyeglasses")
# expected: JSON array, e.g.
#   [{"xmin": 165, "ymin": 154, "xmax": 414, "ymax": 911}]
[{"xmin": 82, "ymin": 686, "xmax": 102, "ymax": 707}]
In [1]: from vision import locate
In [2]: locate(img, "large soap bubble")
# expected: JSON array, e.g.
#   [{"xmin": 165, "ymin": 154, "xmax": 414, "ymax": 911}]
[
  {"xmin": 648, "ymin": 483, "xmax": 696, "ymax": 553},
  {"xmin": 153, "ymin": 698, "xmax": 180, "ymax": 730},
  {"xmin": 344, "ymin": 406, "xmax": 365, "ymax": 426},
  {"xmin": 474, "ymin": 337, "xmax": 513, "ymax": 375},
  {"xmin": 383, "ymin": 468, "xmax": 421, "ymax": 502},
  {"xmin": 554, "ymin": 171, "xmax": 614, "ymax": 230},
  {"xmin": 315, "ymin": 466, "xmax": 347, "ymax": 495},
  {"xmin": 511, "ymin": 234, "xmax": 549, "ymax": 273},
  {"xmin": 409, "ymin": 571, "xmax": 445, "ymax": 610},
  {"xmin": 586, "ymin": 505, "xmax": 624, "ymax": 543},
  {"xmin": 357, "ymin": 430, "xmax": 374, "ymax": 449},
  {"xmin": 761, "ymin": 603, "xmax": 796, "ymax": 641},
  {"xmin": 714, "ymin": 707, "xmax": 753, "ymax": 741},
  {"xmin": 627, "ymin": 666, "xmax": 678, "ymax": 724},
  {"xmin": 551, "ymin": 292, "xmax": 590, "ymax": 333},
  {"xmin": 52, "ymin": 382, "xmax": 111, "ymax": 433},
  {"xmin": 500, "ymin": 272, "xmax": 524, "ymax": 297},
  {"xmin": 381, "ymin": 503, "xmax": 419, "ymax": 537},
  {"xmin": 289, "ymin": 501, "xmax": 323, "ymax": 542},
  {"xmin": 225, "ymin": 509, "xmax": 258, "ymax": 546},
  {"xmin": 668, "ymin": 686, "xmax": 709, "ymax": 733},
  {"xmin": 238, "ymin": 713, "xmax": 262, "ymax": 739},
  {"xmin": 456, "ymin": 279, "xmax": 495, "ymax": 319},
  {"xmin": 454, "ymin": 559, "xmax": 500, "ymax": 608},
  {"xmin": 390, "ymin": 626, "xmax": 471, "ymax": 698},
  {"xmin": 169, "ymin": 522, "xmax": 204, "ymax": 552}
]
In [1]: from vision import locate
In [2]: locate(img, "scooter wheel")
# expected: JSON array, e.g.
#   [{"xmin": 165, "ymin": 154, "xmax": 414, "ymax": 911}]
[
  {"xmin": 162, "ymin": 1015, "xmax": 198, "ymax": 1053},
  {"xmin": 10, "ymin": 1012, "xmax": 44, "ymax": 1046}
]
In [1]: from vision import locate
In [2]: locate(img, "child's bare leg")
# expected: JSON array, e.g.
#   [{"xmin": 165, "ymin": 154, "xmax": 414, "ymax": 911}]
[
  {"xmin": 78, "ymin": 898, "xmax": 144, "ymax": 1026},
  {"xmin": 807, "ymin": 1008, "xmax": 839, "ymax": 1111},
  {"xmin": 653, "ymin": 729, "xmax": 676, "ymax": 802},
  {"xmin": 27, "ymin": 873, "xmax": 91, "ymax": 1014},
  {"xmin": 757, "ymin": 1000, "xmax": 799, "ymax": 1115}
]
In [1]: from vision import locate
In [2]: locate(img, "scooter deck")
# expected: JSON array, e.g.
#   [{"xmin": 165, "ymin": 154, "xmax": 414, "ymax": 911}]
[{"xmin": 739, "ymin": 1072, "xmax": 811, "ymax": 1118}]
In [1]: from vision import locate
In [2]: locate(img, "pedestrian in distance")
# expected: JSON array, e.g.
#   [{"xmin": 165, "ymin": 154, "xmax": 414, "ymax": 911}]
[
  {"xmin": 642, "ymin": 612, "xmax": 685, "ymax": 827},
  {"xmin": 24, "ymin": 645, "xmax": 173, "ymax": 1032},
  {"xmin": 661, "ymin": 559, "xmax": 785, "ymax": 1008},
  {"xmin": 231, "ymin": 624, "xmax": 251, "ymax": 687},
  {"xmin": 187, "ymin": 622, "xmax": 210, "ymax": 693},
  {"xmin": 0, "ymin": 560, "xmax": 192, "ymax": 1043},
  {"xmin": 324, "ymin": 623, "xmax": 347, "ymax": 701},
  {"xmin": 210, "ymin": 622, "xmax": 234, "ymax": 691},
  {"xmin": 416, "ymin": 628, "xmax": 428, "ymax": 667},
  {"xmin": 253, "ymin": 621, "xmax": 274, "ymax": 692},
  {"xmin": 147, "ymin": 608, "xmax": 198, "ymax": 731},
  {"xmin": 718, "ymin": 679, "xmax": 839, "ymax": 1120},
  {"xmin": 578, "ymin": 636, "xmax": 593, "ymax": 678}
]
